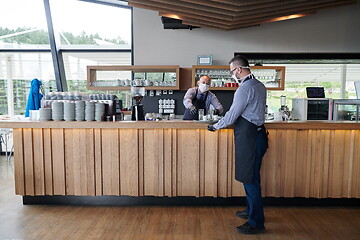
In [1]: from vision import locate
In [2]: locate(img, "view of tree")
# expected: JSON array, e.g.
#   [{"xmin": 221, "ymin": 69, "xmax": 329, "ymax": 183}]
[
  {"xmin": 266, "ymin": 81, "xmax": 354, "ymax": 113},
  {"xmin": 0, "ymin": 27, "xmax": 128, "ymax": 45},
  {"xmin": 0, "ymin": 27, "xmax": 49, "ymax": 44}
]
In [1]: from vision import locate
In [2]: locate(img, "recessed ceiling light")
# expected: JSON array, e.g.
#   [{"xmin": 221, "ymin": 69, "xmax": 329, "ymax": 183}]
[{"xmin": 269, "ymin": 12, "xmax": 314, "ymax": 23}]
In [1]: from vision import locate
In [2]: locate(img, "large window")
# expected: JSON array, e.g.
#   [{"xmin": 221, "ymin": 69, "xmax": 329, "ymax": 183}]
[
  {"xmin": 265, "ymin": 64, "xmax": 360, "ymax": 113},
  {"xmin": 50, "ymin": 0, "xmax": 131, "ymax": 49},
  {"xmin": 0, "ymin": 0, "xmax": 132, "ymax": 116},
  {"xmin": 0, "ymin": 52, "xmax": 55, "ymax": 115},
  {"xmin": 63, "ymin": 51, "xmax": 132, "ymax": 108},
  {"xmin": 243, "ymin": 54, "xmax": 360, "ymax": 113},
  {"xmin": 0, "ymin": 0, "xmax": 50, "ymax": 49}
]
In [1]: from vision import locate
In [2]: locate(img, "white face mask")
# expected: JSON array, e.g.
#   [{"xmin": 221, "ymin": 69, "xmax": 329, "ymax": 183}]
[
  {"xmin": 232, "ymin": 74, "xmax": 240, "ymax": 84},
  {"xmin": 199, "ymin": 83, "xmax": 209, "ymax": 92}
]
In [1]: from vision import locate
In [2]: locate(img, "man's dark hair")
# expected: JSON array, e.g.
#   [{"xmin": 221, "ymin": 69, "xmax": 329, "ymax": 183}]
[{"xmin": 229, "ymin": 55, "xmax": 249, "ymax": 67}]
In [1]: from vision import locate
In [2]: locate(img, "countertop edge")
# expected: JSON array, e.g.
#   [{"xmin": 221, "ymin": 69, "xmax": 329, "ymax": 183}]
[{"xmin": 0, "ymin": 120, "xmax": 360, "ymax": 130}]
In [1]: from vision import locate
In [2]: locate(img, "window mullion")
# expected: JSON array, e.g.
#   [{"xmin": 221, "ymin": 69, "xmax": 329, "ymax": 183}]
[{"xmin": 43, "ymin": 0, "xmax": 67, "ymax": 92}]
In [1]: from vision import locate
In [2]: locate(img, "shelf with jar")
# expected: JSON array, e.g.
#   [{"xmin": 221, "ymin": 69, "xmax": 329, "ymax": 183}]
[
  {"xmin": 192, "ymin": 65, "xmax": 285, "ymax": 90},
  {"xmin": 87, "ymin": 65, "xmax": 180, "ymax": 90}
]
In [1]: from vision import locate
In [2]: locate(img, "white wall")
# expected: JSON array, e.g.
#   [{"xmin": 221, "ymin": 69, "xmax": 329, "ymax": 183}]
[{"xmin": 133, "ymin": 3, "xmax": 360, "ymax": 67}]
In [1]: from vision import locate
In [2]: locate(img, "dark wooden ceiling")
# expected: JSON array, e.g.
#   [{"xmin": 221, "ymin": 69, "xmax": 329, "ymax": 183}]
[{"xmin": 127, "ymin": 0, "xmax": 357, "ymax": 30}]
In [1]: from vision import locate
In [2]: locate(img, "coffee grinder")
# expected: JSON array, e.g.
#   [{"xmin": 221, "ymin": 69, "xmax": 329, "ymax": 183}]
[{"xmin": 131, "ymin": 85, "xmax": 145, "ymax": 121}]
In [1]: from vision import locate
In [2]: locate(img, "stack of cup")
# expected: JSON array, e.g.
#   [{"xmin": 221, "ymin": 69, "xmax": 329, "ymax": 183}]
[
  {"xmin": 75, "ymin": 101, "xmax": 85, "ymax": 121},
  {"xmin": 95, "ymin": 102, "xmax": 105, "ymax": 121},
  {"xmin": 52, "ymin": 101, "xmax": 64, "ymax": 121},
  {"xmin": 64, "ymin": 102, "xmax": 75, "ymax": 121},
  {"xmin": 39, "ymin": 108, "xmax": 52, "ymax": 121},
  {"xmin": 85, "ymin": 101, "xmax": 95, "ymax": 121}
]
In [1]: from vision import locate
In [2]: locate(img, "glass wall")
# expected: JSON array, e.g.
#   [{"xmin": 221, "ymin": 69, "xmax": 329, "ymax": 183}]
[
  {"xmin": 0, "ymin": 52, "xmax": 55, "ymax": 115},
  {"xmin": 63, "ymin": 51, "xmax": 132, "ymax": 108},
  {"xmin": 0, "ymin": 0, "xmax": 132, "ymax": 116},
  {"xmin": 50, "ymin": 0, "xmax": 131, "ymax": 49},
  {"xmin": 0, "ymin": 0, "xmax": 50, "ymax": 49},
  {"xmin": 265, "ymin": 64, "xmax": 360, "ymax": 113}
]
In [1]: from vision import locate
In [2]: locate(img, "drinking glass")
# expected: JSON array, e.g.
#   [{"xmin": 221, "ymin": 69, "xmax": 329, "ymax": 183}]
[{"xmin": 198, "ymin": 109, "xmax": 204, "ymax": 120}]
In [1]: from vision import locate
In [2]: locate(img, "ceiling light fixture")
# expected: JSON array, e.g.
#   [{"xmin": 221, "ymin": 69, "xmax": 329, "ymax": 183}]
[
  {"xmin": 161, "ymin": 13, "xmax": 181, "ymax": 20},
  {"xmin": 269, "ymin": 12, "xmax": 315, "ymax": 23}
]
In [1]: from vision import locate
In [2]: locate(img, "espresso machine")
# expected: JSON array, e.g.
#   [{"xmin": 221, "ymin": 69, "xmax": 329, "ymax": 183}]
[{"xmin": 131, "ymin": 86, "xmax": 145, "ymax": 121}]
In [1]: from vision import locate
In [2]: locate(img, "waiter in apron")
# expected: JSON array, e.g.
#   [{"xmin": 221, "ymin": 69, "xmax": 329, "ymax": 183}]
[
  {"xmin": 208, "ymin": 55, "xmax": 268, "ymax": 235},
  {"xmin": 183, "ymin": 75, "xmax": 223, "ymax": 120}
]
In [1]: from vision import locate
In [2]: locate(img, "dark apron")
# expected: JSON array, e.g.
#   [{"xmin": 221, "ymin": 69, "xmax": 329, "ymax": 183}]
[
  {"xmin": 183, "ymin": 89, "xmax": 208, "ymax": 120},
  {"xmin": 233, "ymin": 75, "xmax": 268, "ymax": 183},
  {"xmin": 234, "ymin": 116, "xmax": 258, "ymax": 183}
]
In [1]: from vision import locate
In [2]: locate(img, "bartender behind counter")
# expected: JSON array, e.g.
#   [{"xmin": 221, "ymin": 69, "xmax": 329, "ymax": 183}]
[{"xmin": 183, "ymin": 75, "xmax": 224, "ymax": 120}]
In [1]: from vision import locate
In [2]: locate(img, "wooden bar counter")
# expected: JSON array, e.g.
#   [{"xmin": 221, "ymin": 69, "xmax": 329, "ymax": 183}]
[{"xmin": 1, "ymin": 120, "xmax": 359, "ymax": 199}]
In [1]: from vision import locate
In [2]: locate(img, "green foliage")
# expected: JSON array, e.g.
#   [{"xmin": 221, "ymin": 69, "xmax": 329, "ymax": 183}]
[
  {"xmin": 0, "ymin": 27, "xmax": 49, "ymax": 44},
  {"xmin": 0, "ymin": 27, "xmax": 128, "ymax": 45},
  {"xmin": 266, "ymin": 81, "xmax": 355, "ymax": 113}
]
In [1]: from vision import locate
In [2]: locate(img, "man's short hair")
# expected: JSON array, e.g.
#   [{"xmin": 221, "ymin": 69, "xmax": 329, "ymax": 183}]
[{"xmin": 229, "ymin": 55, "xmax": 249, "ymax": 67}]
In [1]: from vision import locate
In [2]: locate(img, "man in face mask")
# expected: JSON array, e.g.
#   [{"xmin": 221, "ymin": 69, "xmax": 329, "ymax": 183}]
[
  {"xmin": 208, "ymin": 55, "xmax": 268, "ymax": 235},
  {"xmin": 183, "ymin": 75, "xmax": 224, "ymax": 120}
]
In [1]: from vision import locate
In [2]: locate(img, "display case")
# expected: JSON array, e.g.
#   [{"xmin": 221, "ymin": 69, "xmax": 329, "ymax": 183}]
[
  {"xmin": 333, "ymin": 99, "xmax": 360, "ymax": 121},
  {"xmin": 192, "ymin": 65, "xmax": 285, "ymax": 90},
  {"xmin": 87, "ymin": 65, "xmax": 180, "ymax": 90}
]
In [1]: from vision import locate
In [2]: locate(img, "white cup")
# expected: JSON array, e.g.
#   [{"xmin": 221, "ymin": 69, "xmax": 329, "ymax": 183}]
[
  {"xmin": 213, "ymin": 115, "xmax": 219, "ymax": 121},
  {"xmin": 274, "ymin": 112, "xmax": 282, "ymax": 121},
  {"xmin": 169, "ymin": 113, "xmax": 175, "ymax": 120},
  {"xmin": 29, "ymin": 110, "xmax": 40, "ymax": 121},
  {"xmin": 145, "ymin": 80, "xmax": 152, "ymax": 86},
  {"xmin": 124, "ymin": 115, "xmax": 132, "ymax": 121}
]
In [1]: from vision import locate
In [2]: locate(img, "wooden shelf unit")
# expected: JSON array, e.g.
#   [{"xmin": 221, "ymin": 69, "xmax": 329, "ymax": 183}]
[
  {"xmin": 192, "ymin": 65, "xmax": 285, "ymax": 91},
  {"xmin": 87, "ymin": 65, "xmax": 180, "ymax": 90}
]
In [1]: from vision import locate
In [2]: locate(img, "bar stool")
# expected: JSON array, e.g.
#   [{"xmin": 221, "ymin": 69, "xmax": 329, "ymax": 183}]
[{"xmin": 0, "ymin": 128, "xmax": 13, "ymax": 161}]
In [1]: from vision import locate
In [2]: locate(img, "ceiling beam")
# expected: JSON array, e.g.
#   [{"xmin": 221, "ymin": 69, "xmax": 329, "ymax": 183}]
[
  {"xmin": 231, "ymin": 0, "xmax": 355, "ymax": 20},
  {"xmin": 159, "ymin": 12, "xmax": 234, "ymax": 26},
  {"xmin": 181, "ymin": 20, "xmax": 260, "ymax": 31},
  {"xmin": 150, "ymin": 0, "xmax": 329, "ymax": 15},
  {"xmin": 179, "ymin": 0, "xmax": 239, "ymax": 11},
  {"xmin": 128, "ymin": 0, "xmax": 357, "ymax": 30},
  {"xmin": 159, "ymin": 0, "xmax": 354, "ymax": 28},
  {"xmin": 179, "ymin": 11, "xmax": 315, "ymax": 31},
  {"xmin": 147, "ymin": 0, "xmax": 236, "ymax": 16},
  {"xmin": 210, "ymin": 0, "xmax": 289, "ymax": 7},
  {"xmin": 130, "ymin": 0, "xmax": 355, "ymax": 21},
  {"xmin": 128, "ymin": 0, "xmax": 234, "ymax": 20}
]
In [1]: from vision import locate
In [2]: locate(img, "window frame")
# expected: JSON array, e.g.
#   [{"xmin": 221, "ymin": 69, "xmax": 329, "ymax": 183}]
[{"xmin": 0, "ymin": 0, "xmax": 133, "ymax": 116}]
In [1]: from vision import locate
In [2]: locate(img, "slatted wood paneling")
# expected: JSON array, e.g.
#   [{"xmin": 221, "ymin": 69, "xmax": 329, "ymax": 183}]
[
  {"xmin": 12, "ymin": 128, "xmax": 360, "ymax": 198},
  {"xmin": 127, "ymin": 0, "xmax": 356, "ymax": 30}
]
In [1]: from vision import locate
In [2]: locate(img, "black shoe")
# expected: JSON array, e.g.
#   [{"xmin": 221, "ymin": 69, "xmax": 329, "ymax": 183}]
[
  {"xmin": 235, "ymin": 210, "xmax": 249, "ymax": 219},
  {"xmin": 236, "ymin": 222, "xmax": 266, "ymax": 234}
]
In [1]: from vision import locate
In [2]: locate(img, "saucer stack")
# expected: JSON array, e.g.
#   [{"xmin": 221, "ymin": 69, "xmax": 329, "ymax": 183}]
[
  {"xmin": 95, "ymin": 102, "xmax": 105, "ymax": 121},
  {"xmin": 39, "ymin": 108, "xmax": 52, "ymax": 121},
  {"xmin": 64, "ymin": 102, "xmax": 75, "ymax": 121},
  {"xmin": 52, "ymin": 101, "xmax": 64, "ymax": 121},
  {"xmin": 85, "ymin": 101, "xmax": 95, "ymax": 121},
  {"xmin": 75, "ymin": 101, "xmax": 85, "ymax": 121}
]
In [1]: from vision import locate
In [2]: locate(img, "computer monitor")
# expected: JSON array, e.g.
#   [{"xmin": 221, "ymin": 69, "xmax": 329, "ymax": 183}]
[{"xmin": 306, "ymin": 87, "xmax": 325, "ymax": 98}]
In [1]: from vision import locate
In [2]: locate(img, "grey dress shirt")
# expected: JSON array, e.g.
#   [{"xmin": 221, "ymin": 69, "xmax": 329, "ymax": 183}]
[
  {"xmin": 183, "ymin": 87, "xmax": 224, "ymax": 114},
  {"xmin": 213, "ymin": 77, "xmax": 266, "ymax": 130}
]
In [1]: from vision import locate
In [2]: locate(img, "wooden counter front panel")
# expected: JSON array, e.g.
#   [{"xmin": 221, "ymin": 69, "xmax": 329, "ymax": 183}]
[{"xmin": 13, "ymin": 128, "xmax": 360, "ymax": 198}]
